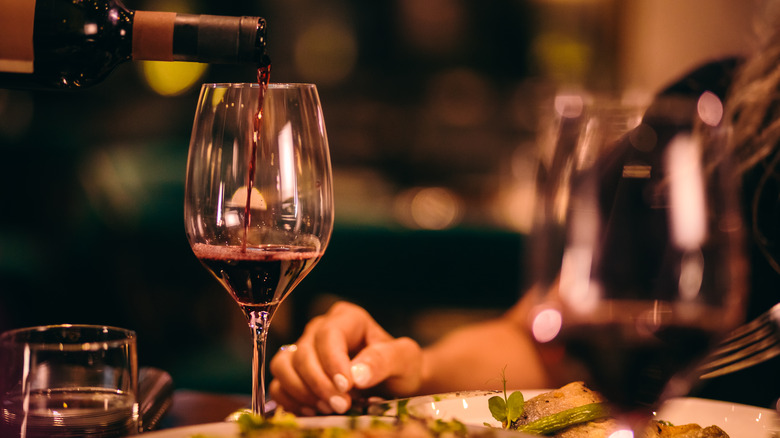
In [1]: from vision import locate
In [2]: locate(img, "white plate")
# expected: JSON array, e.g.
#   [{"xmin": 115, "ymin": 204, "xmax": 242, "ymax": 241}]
[
  {"xmin": 391, "ymin": 389, "xmax": 546, "ymax": 427},
  {"xmin": 655, "ymin": 397, "xmax": 778, "ymax": 438},
  {"xmin": 399, "ymin": 390, "xmax": 779, "ymax": 438},
  {"xmin": 141, "ymin": 415, "xmax": 530, "ymax": 437},
  {"xmin": 143, "ymin": 393, "xmax": 779, "ymax": 438}
]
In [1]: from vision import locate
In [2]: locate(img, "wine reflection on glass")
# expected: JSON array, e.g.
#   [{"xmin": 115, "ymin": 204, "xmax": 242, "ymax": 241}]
[
  {"xmin": 184, "ymin": 83, "xmax": 334, "ymax": 416},
  {"xmin": 529, "ymin": 93, "xmax": 747, "ymax": 436}
]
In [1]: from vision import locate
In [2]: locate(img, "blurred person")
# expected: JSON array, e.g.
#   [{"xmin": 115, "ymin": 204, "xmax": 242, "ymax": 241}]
[{"xmin": 269, "ymin": 40, "xmax": 780, "ymax": 416}]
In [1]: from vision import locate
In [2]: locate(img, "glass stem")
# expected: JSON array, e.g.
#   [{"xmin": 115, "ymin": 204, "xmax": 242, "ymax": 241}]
[{"xmin": 249, "ymin": 309, "xmax": 271, "ymax": 417}]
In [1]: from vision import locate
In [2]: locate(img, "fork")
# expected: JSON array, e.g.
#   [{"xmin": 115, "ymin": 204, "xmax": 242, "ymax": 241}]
[{"xmin": 698, "ymin": 302, "xmax": 780, "ymax": 379}]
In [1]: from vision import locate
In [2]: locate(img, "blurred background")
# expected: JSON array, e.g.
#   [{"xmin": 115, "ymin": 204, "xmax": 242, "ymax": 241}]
[{"xmin": 0, "ymin": 0, "xmax": 760, "ymax": 395}]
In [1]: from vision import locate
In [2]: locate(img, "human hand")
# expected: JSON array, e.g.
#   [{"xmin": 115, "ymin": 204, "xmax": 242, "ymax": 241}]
[{"xmin": 268, "ymin": 301, "xmax": 423, "ymax": 415}]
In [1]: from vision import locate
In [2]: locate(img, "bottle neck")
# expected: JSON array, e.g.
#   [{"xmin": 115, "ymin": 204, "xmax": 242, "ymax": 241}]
[{"xmin": 132, "ymin": 12, "xmax": 266, "ymax": 64}]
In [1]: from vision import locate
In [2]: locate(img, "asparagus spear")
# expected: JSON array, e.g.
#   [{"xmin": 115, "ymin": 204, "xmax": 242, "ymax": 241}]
[{"xmin": 514, "ymin": 403, "xmax": 610, "ymax": 435}]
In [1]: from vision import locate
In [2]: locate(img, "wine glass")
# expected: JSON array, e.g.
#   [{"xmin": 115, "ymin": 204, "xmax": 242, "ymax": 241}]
[
  {"xmin": 184, "ymin": 83, "xmax": 334, "ymax": 416},
  {"xmin": 528, "ymin": 93, "xmax": 748, "ymax": 435}
]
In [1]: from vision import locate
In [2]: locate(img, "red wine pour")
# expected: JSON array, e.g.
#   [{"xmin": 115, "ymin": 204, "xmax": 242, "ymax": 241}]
[{"xmin": 242, "ymin": 60, "xmax": 271, "ymax": 251}]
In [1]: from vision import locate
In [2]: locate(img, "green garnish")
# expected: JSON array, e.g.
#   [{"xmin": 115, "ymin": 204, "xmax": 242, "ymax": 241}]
[
  {"xmin": 428, "ymin": 418, "xmax": 468, "ymax": 435},
  {"xmin": 395, "ymin": 398, "xmax": 411, "ymax": 419},
  {"xmin": 236, "ymin": 409, "xmax": 298, "ymax": 434},
  {"xmin": 231, "ymin": 409, "xmax": 473, "ymax": 437},
  {"xmin": 514, "ymin": 402, "xmax": 609, "ymax": 435},
  {"xmin": 486, "ymin": 374, "xmax": 612, "ymax": 434},
  {"xmin": 487, "ymin": 367, "xmax": 524, "ymax": 429}
]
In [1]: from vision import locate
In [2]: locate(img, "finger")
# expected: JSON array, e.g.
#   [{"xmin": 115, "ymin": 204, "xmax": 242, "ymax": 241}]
[
  {"xmin": 270, "ymin": 345, "xmax": 345, "ymax": 415},
  {"xmin": 270, "ymin": 302, "xmax": 388, "ymax": 414},
  {"xmin": 269, "ymin": 345, "xmax": 321, "ymax": 407},
  {"xmin": 312, "ymin": 302, "xmax": 394, "ymax": 390},
  {"xmin": 269, "ymin": 380, "xmax": 317, "ymax": 416},
  {"xmin": 274, "ymin": 312, "xmax": 357, "ymax": 413},
  {"xmin": 269, "ymin": 377, "xmax": 335, "ymax": 416},
  {"xmin": 350, "ymin": 336, "xmax": 422, "ymax": 396},
  {"xmin": 290, "ymin": 337, "xmax": 353, "ymax": 413},
  {"xmin": 328, "ymin": 301, "xmax": 395, "ymax": 347}
]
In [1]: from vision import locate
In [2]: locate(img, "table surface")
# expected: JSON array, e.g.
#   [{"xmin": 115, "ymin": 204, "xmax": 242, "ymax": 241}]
[{"xmin": 156, "ymin": 390, "xmax": 252, "ymax": 430}]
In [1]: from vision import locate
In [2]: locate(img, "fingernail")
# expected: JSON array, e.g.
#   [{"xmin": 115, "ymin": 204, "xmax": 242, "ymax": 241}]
[
  {"xmin": 351, "ymin": 363, "xmax": 371, "ymax": 387},
  {"xmin": 317, "ymin": 400, "xmax": 333, "ymax": 414},
  {"xmin": 301, "ymin": 406, "xmax": 316, "ymax": 417},
  {"xmin": 333, "ymin": 373, "xmax": 349, "ymax": 393},
  {"xmin": 329, "ymin": 395, "xmax": 349, "ymax": 414}
]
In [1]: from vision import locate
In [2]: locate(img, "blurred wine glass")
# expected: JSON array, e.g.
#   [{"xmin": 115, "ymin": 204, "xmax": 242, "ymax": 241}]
[
  {"xmin": 184, "ymin": 83, "xmax": 334, "ymax": 416},
  {"xmin": 529, "ymin": 92, "xmax": 748, "ymax": 435}
]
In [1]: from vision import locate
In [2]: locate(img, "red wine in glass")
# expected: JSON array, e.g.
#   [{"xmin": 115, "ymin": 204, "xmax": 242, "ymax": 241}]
[
  {"xmin": 192, "ymin": 243, "xmax": 322, "ymax": 314},
  {"xmin": 546, "ymin": 318, "xmax": 715, "ymax": 412}
]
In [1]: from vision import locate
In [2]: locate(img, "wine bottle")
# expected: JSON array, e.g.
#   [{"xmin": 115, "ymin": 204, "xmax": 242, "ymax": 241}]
[{"xmin": 0, "ymin": 0, "xmax": 268, "ymax": 89}]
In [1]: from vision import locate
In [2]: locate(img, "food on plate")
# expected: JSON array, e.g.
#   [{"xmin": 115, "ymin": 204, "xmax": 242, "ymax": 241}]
[
  {"xmin": 491, "ymin": 382, "xmax": 730, "ymax": 438},
  {"xmin": 214, "ymin": 410, "xmax": 501, "ymax": 437},
  {"xmin": 643, "ymin": 422, "xmax": 730, "ymax": 438},
  {"xmin": 491, "ymin": 381, "xmax": 613, "ymax": 436},
  {"xmin": 191, "ymin": 382, "xmax": 732, "ymax": 437}
]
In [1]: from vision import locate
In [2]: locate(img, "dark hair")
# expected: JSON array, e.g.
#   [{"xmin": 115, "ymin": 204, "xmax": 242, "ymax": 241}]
[{"xmin": 726, "ymin": 29, "xmax": 780, "ymax": 274}]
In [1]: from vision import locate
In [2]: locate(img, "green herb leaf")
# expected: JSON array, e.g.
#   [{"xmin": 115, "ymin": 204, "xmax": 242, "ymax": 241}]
[
  {"xmin": 506, "ymin": 391, "xmax": 525, "ymax": 423},
  {"xmin": 488, "ymin": 366, "xmax": 526, "ymax": 428},
  {"xmin": 488, "ymin": 395, "xmax": 507, "ymax": 423}
]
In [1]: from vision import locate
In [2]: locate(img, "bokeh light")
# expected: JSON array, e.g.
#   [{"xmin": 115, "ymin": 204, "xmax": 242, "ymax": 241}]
[
  {"xmin": 294, "ymin": 20, "xmax": 358, "ymax": 85},
  {"xmin": 608, "ymin": 429, "xmax": 634, "ymax": 438},
  {"xmin": 531, "ymin": 307, "xmax": 562, "ymax": 343},
  {"xmin": 554, "ymin": 94, "xmax": 584, "ymax": 118},
  {"xmin": 494, "ymin": 148, "xmax": 537, "ymax": 233},
  {"xmin": 398, "ymin": 0, "xmax": 465, "ymax": 56},
  {"xmin": 425, "ymin": 69, "xmax": 494, "ymax": 128},
  {"xmin": 665, "ymin": 134, "xmax": 706, "ymax": 251},
  {"xmin": 696, "ymin": 91, "xmax": 723, "ymax": 127},
  {"xmin": 394, "ymin": 186, "xmax": 462, "ymax": 230},
  {"xmin": 560, "ymin": 246, "xmax": 600, "ymax": 314},
  {"xmin": 140, "ymin": 61, "xmax": 208, "ymax": 96}
]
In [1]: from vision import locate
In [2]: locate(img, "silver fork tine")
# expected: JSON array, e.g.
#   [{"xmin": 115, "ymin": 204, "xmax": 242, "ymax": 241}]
[
  {"xmin": 699, "ymin": 345, "xmax": 780, "ymax": 379},
  {"xmin": 698, "ymin": 303, "xmax": 780, "ymax": 379},
  {"xmin": 712, "ymin": 313, "xmax": 772, "ymax": 351},
  {"xmin": 700, "ymin": 336, "xmax": 779, "ymax": 374},
  {"xmin": 708, "ymin": 318, "xmax": 774, "ymax": 357}
]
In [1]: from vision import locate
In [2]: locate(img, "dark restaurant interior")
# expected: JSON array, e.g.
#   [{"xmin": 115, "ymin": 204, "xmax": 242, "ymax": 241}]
[{"xmin": 0, "ymin": 0, "xmax": 771, "ymax": 410}]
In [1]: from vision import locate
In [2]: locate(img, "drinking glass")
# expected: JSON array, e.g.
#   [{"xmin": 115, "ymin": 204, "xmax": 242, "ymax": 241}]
[
  {"xmin": 184, "ymin": 83, "xmax": 334, "ymax": 416},
  {"xmin": 528, "ymin": 93, "xmax": 748, "ymax": 435},
  {"xmin": 0, "ymin": 324, "xmax": 139, "ymax": 438}
]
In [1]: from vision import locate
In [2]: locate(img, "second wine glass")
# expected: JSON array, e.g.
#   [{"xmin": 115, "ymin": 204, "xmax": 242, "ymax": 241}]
[
  {"xmin": 529, "ymin": 93, "xmax": 748, "ymax": 436},
  {"xmin": 184, "ymin": 83, "xmax": 334, "ymax": 416}
]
